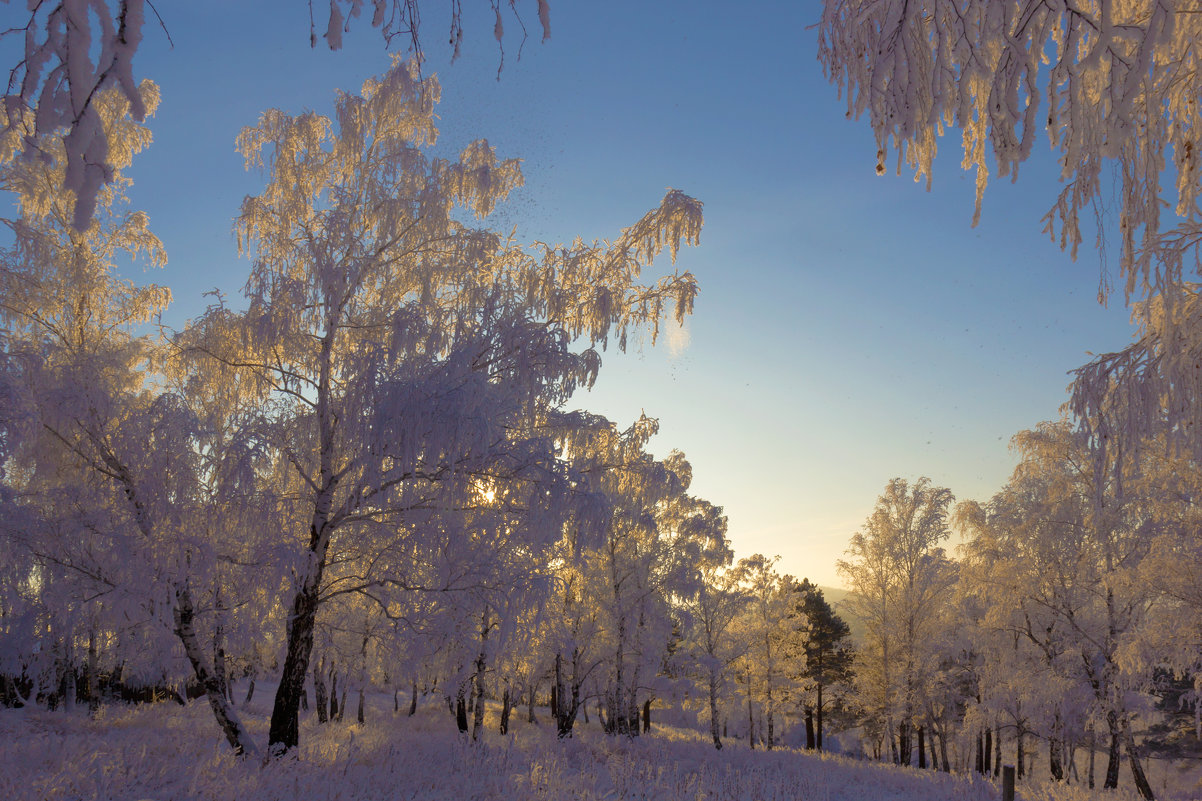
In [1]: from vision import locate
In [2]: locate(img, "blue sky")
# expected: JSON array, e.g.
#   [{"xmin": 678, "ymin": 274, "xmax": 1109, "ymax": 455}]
[{"xmin": 105, "ymin": 1, "xmax": 1137, "ymax": 587}]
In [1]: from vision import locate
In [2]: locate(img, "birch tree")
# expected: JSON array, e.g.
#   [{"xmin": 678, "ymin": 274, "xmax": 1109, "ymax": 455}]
[
  {"xmin": 840, "ymin": 477, "xmax": 955, "ymax": 765},
  {"xmin": 182, "ymin": 57, "xmax": 702, "ymax": 755}
]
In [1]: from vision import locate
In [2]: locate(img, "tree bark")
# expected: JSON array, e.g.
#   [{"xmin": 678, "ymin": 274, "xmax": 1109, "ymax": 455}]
[
  {"xmin": 329, "ymin": 668, "xmax": 340, "ymax": 721},
  {"xmin": 499, "ymin": 684, "xmax": 512, "ymax": 735},
  {"xmin": 1124, "ymin": 722, "xmax": 1155, "ymax": 800},
  {"xmin": 455, "ymin": 685, "xmax": 469, "ymax": 733},
  {"xmin": 918, "ymin": 725, "xmax": 927, "ymax": 769},
  {"xmin": 1104, "ymin": 711, "xmax": 1121, "ymax": 789},
  {"xmin": 805, "ymin": 707, "xmax": 815, "ymax": 749},
  {"xmin": 313, "ymin": 660, "xmax": 328, "ymax": 723},
  {"xmin": 173, "ymin": 585, "xmax": 258, "ymax": 756},
  {"xmin": 816, "ymin": 684, "xmax": 824, "ymax": 751},
  {"xmin": 709, "ymin": 670, "xmax": 722, "ymax": 749},
  {"xmin": 643, "ymin": 699, "xmax": 651, "ymax": 733},
  {"xmin": 408, "ymin": 679, "xmax": 417, "ymax": 716},
  {"xmin": 86, "ymin": 628, "xmax": 99, "ymax": 713},
  {"xmin": 268, "ymin": 515, "xmax": 331, "ymax": 753}
]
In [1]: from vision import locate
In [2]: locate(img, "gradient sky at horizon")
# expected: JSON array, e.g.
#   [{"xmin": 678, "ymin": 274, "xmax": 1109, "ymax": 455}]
[{"xmin": 92, "ymin": 0, "xmax": 1138, "ymax": 588}]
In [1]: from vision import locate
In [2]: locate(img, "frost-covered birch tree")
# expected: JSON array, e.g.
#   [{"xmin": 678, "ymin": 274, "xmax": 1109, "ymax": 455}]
[
  {"xmin": 181, "ymin": 57, "xmax": 702, "ymax": 755},
  {"xmin": 840, "ymin": 477, "xmax": 955, "ymax": 765},
  {"xmin": 0, "ymin": 81, "xmax": 262, "ymax": 754}
]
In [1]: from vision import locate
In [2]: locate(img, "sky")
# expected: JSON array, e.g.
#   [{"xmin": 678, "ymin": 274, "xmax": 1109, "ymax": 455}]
[{"xmin": 68, "ymin": 0, "xmax": 1137, "ymax": 588}]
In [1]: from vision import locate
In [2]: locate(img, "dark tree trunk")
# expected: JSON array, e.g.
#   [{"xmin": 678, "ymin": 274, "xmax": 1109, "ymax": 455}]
[
  {"xmin": 456, "ymin": 687, "xmax": 469, "ymax": 733},
  {"xmin": 816, "ymin": 684, "xmax": 824, "ymax": 751},
  {"xmin": 329, "ymin": 669, "xmax": 340, "ymax": 721},
  {"xmin": 747, "ymin": 695, "xmax": 755, "ymax": 750},
  {"xmin": 976, "ymin": 733, "xmax": 985, "ymax": 775},
  {"xmin": 1050, "ymin": 737, "xmax": 1064, "ymax": 782},
  {"xmin": 86, "ymin": 628, "xmax": 99, "ymax": 713},
  {"xmin": 708, "ymin": 671, "xmax": 722, "ymax": 750},
  {"xmin": 1089, "ymin": 729, "xmax": 1096, "ymax": 789},
  {"xmin": 313, "ymin": 664, "xmax": 328, "ymax": 724},
  {"xmin": 267, "ymin": 519, "xmax": 328, "ymax": 754},
  {"xmin": 408, "ymin": 679, "xmax": 417, "ymax": 716},
  {"xmin": 1125, "ymin": 724, "xmax": 1155, "ymax": 800},
  {"xmin": 527, "ymin": 683, "xmax": 537, "ymax": 724},
  {"xmin": 805, "ymin": 707, "xmax": 815, "ymax": 749},
  {"xmin": 499, "ymin": 685, "xmax": 512, "ymax": 735},
  {"xmin": 357, "ymin": 687, "xmax": 365, "ymax": 725},
  {"xmin": 338, "ymin": 687, "xmax": 346, "ymax": 721},
  {"xmin": 553, "ymin": 652, "xmax": 581, "ymax": 738},
  {"xmin": 918, "ymin": 725, "xmax": 927, "ymax": 769},
  {"xmin": 994, "ymin": 728, "xmax": 1002, "ymax": 776},
  {"xmin": 1104, "ymin": 712, "xmax": 1121, "ymax": 789},
  {"xmin": 643, "ymin": 699, "xmax": 651, "ymax": 733},
  {"xmin": 1017, "ymin": 727, "xmax": 1025, "ymax": 779},
  {"xmin": 899, "ymin": 723, "xmax": 912, "ymax": 766},
  {"xmin": 245, "ymin": 677, "xmax": 256, "ymax": 705}
]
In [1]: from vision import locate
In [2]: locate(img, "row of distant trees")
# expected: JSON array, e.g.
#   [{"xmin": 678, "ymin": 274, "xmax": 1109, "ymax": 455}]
[{"xmin": 840, "ymin": 426, "xmax": 1202, "ymax": 800}]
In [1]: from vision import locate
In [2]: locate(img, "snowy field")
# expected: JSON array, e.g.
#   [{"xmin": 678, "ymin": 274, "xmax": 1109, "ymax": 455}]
[{"xmin": 0, "ymin": 690, "xmax": 1175, "ymax": 801}]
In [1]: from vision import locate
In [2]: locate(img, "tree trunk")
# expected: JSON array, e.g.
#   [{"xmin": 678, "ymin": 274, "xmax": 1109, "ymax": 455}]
[
  {"xmin": 747, "ymin": 693, "xmax": 755, "ymax": 750},
  {"xmin": 708, "ymin": 670, "xmax": 722, "ymax": 750},
  {"xmin": 984, "ymin": 727, "xmax": 993, "ymax": 775},
  {"xmin": 1050, "ymin": 736, "xmax": 1064, "ymax": 782},
  {"xmin": 409, "ymin": 679, "xmax": 418, "ymax": 716},
  {"xmin": 455, "ymin": 685, "xmax": 469, "ymax": 733},
  {"xmin": 899, "ymin": 722, "xmax": 912, "ymax": 766},
  {"xmin": 994, "ymin": 727, "xmax": 1002, "ymax": 776},
  {"xmin": 1104, "ymin": 711, "xmax": 1121, "ymax": 789},
  {"xmin": 329, "ymin": 668, "xmax": 340, "ymax": 721},
  {"xmin": 338, "ymin": 687, "xmax": 347, "ymax": 721},
  {"xmin": 313, "ymin": 662, "xmax": 328, "ymax": 724},
  {"xmin": 1017, "ymin": 727, "xmax": 1025, "ymax": 779},
  {"xmin": 816, "ymin": 683, "xmax": 824, "ymax": 751},
  {"xmin": 805, "ymin": 707, "xmax": 815, "ymax": 749},
  {"xmin": 62, "ymin": 660, "xmax": 76, "ymax": 713},
  {"xmin": 918, "ymin": 725, "xmax": 927, "ymax": 769},
  {"xmin": 643, "ymin": 699, "xmax": 651, "ymax": 733},
  {"xmin": 527, "ymin": 682, "xmax": 537, "ymax": 724},
  {"xmin": 357, "ymin": 687, "xmax": 365, "ymax": 725},
  {"xmin": 1124, "ymin": 723, "xmax": 1155, "ymax": 800},
  {"xmin": 86, "ymin": 628, "xmax": 99, "ymax": 713},
  {"xmin": 976, "ymin": 732, "xmax": 985, "ymax": 774},
  {"xmin": 1088, "ymin": 728, "xmax": 1096, "ymax": 789},
  {"xmin": 268, "ymin": 515, "xmax": 331, "ymax": 754},
  {"xmin": 499, "ymin": 684, "xmax": 512, "ymax": 735},
  {"xmin": 553, "ymin": 651, "xmax": 580, "ymax": 738},
  {"xmin": 173, "ymin": 585, "xmax": 258, "ymax": 756},
  {"xmin": 245, "ymin": 677, "xmax": 256, "ymax": 705}
]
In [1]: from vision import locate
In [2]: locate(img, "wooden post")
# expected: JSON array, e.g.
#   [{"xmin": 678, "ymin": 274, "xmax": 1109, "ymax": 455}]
[{"xmin": 1002, "ymin": 765, "xmax": 1015, "ymax": 801}]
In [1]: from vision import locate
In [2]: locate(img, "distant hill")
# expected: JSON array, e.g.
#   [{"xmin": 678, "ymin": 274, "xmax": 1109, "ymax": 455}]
[{"xmin": 817, "ymin": 585, "xmax": 867, "ymax": 645}]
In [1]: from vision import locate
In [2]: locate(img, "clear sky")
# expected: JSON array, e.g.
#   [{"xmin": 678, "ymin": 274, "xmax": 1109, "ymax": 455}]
[{"xmin": 96, "ymin": 0, "xmax": 1137, "ymax": 588}]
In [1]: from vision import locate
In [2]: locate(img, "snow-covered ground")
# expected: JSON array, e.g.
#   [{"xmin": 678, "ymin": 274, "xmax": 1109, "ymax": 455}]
[{"xmin": 0, "ymin": 691, "xmax": 1171, "ymax": 801}]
